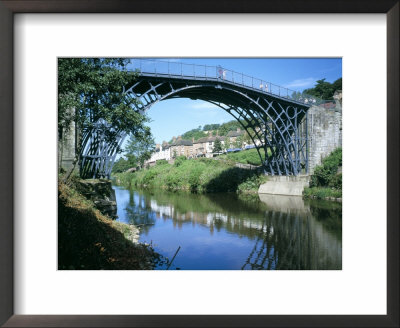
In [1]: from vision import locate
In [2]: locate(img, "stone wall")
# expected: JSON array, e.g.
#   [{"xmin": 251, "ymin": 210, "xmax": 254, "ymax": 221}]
[
  {"xmin": 258, "ymin": 175, "xmax": 310, "ymax": 196},
  {"xmin": 58, "ymin": 107, "xmax": 77, "ymax": 171},
  {"xmin": 76, "ymin": 179, "xmax": 117, "ymax": 219},
  {"xmin": 307, "ymin": 105, "xmax": 342, "ymax": 173}
]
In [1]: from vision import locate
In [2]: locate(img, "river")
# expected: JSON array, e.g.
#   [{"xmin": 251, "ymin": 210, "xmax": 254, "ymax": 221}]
[{"xmin": 114, "ymin": 186, "xmax": 342, "ymax": 270}]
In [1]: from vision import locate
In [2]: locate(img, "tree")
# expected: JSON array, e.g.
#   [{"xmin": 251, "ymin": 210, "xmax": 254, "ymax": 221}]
[
  {"xmin": 58, "ymin": 58, "xmax": 152, "ymax": 178},
  {"xmin": 125, "ymin": 133, "xmax": 155, "ymax": 169},
  {"xmin": 235, "ymin": 135, "xmax": 244, "ymax": 149},
  {"xmin": 213, "ymin": 138, "xmax": 223, "ymax": 153},
  {"xmin": 224, "ymin": 137, "xmax": 231, "ymax": 150},
  {"xmin": 181, "ymin": 127, "xmax": 205, "ymax": 141},
  {"xmin": 218, "ymin": 120, "xmax": 243, "ymax": 136},
  {"xmin": 303, "ymin": 77, "xmax": 342, "ymax": 100},
  {"xmin": 203, "ymin": 124, "xmax": 220, "ymax": 131},
  {"xmin": 112, "ymin": 157, "xmax": 131, "ymax": 173},
  {"xmin": 243, "ymin": 131, "xmax": 253, "ymax": 145}
]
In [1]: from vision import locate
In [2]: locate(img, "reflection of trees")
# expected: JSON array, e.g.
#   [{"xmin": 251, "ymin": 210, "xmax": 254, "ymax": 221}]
[
  {"xmin": 307, "ymin": 199, "xmax": 342, "ymax": 240},
  {"xmin": 122, "ymin": 188, "xmax": 342, "ymax": 270},
  {"xmin": 242, "ymin": 211, "xmax": 342, "ymax": 270},
  {"xmin": 124, "ymin": 190, "xmax": 156, "ymax": 233}
]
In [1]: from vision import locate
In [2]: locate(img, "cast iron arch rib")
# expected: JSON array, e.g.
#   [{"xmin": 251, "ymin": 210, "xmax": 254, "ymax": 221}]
[{"xmin": 80, "ymin": 72, "xmax": 310, "ymax": 178}]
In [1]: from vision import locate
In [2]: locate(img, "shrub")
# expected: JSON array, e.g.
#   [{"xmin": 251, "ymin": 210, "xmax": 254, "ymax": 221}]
[
  {"xmin": 156, "ymin": 159, "xmax": 168, "ymax": 166},
  {"xmin": 310, "ymin": 148, "xmax": 342, "ymax": 188},
  {"xmin": 329, "ymin": 173, "xmax": 342, "ymax": 190},
  {"xmin": 142, "ymin": 170, "xmax": 158, "ymax": 185},
  {"xmin": 303, "ymin": 187, "xmax": 342, "ymax": 200},
  {"xmin": 174, "ymin": 156, "xmax": 187, "ymax": 167}
]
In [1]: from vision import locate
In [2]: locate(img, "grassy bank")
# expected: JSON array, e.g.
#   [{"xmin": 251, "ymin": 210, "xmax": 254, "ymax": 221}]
[
  {"xmin": 114, "ymin": 157, "xmax": 267, "ymax": 194},
  {"xmin": 303, "ymin": 148, "xmax": 342, "ymax": 201},
  {"xmin": 218, "ymin": 148, "xmax": 265, "ymax": 166},
  {"xmin": 58, "ymin": 179, "xmax": 164, "ymax": 269}
]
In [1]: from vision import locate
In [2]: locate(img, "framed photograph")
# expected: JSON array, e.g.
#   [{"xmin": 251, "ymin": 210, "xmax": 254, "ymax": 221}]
[{"xmin": 0, "ymin": 0, "xmax": 398, "ymax": 327}]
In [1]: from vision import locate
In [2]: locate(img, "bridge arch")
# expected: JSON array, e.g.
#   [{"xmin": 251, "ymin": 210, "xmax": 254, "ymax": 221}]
[{"xmin": 80, "ymin": 63, "xmax": 311, "ymax": 179}]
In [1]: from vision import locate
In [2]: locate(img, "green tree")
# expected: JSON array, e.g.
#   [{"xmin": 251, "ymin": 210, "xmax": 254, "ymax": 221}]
[
  {"xmin": 58, "ymin": 58, "xmax": 151, "ymax": 178},
  {"xmin": 213, "ymin": 138, "xmax": 223, "ymax": 153},
  {"xmin": 181, "ymin": 127, "xmax": 206, "ymax": 141},
  {"xmin": 303, "ymin": 77, "xmax": 342, "ymax": 100},
  {"xmin": 224, "ymin": 137, "xmax": 231, "ymax": 150},
  {"xmin": 125, "ymin": 134, "xmax": 155, "ymax": 169},
  {"xmin": 218, "ymin": 120, "xmax": 243, "ymax": 136},
  {"xmin": 243, "ymin": 131, "xmax": 253, "ymax": 145},
  {"xmin": 203, "ymin": 124, "xmax": 220, "ymax": 131},
  {"xmin": 111, "ymin": 157, "xmax": 131, "ymax": 173},
  {"xmin": 235, "ymin": 135, "xmax": 244, "ymax": 149}
]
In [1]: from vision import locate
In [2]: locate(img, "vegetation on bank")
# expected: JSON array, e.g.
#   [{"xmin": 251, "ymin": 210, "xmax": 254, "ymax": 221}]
[
  {"xmin": 58, "ymin": 178, "xmax": 164, "ymax": 269},
  {"xmin": 218, "ymin": 148, "xmax": 265, "ymax": 166},
  {"xmin": 303, "ymin": 148, "xmax": 342, "ymax": 200},
  {"xmin": 114, "ymin": 156, "xmax": 267, "ymax": 194}
]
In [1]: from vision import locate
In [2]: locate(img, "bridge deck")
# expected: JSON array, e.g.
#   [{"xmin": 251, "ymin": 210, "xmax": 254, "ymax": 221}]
[
  {"xmin": 136, "ymin": 72, "xmax": 312, "ymax": 108},
  {"xmin": 128, "ymin": 59, "xmax": 328, "ymax": 108}
]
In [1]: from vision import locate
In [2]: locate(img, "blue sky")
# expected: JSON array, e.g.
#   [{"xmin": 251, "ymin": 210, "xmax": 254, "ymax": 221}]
[{"xmin": 128, "ymin": 58, "xmax": 342, "ymax": 144}]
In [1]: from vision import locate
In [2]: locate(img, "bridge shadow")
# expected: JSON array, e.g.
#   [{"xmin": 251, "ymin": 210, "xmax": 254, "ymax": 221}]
[{"xmin": 203, "ymin": 167, "xmax": 262, "ymax": 193}]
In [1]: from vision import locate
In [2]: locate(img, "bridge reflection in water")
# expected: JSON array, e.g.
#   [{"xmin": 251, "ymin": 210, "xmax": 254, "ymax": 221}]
[{"xmin": 115, "ymin": 186, "xmax": 342, "ymax": 270}]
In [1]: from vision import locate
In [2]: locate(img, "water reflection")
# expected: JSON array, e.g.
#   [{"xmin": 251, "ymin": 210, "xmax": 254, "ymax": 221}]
[{"xmin": 114, "ymin": 186, "xmax": 342, "ymax": 270}]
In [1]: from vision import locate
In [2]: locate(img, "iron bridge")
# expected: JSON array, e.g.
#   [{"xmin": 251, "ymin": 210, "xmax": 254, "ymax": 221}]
[{"xmin": 80, "ymin": 59, "xmax": 323, "ymax": 179}]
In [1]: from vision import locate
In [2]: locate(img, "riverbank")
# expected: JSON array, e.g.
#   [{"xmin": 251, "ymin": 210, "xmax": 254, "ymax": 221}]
[
  {"xmin": 113, "ymin": 157, "xmax": 267, "ymax": 194},
  {"xmin": 303, "ymin": 148, "xmax": 342, "ymax": 201},
  {"xmin": 58, "ymin": 178, "xmax": 164, "ymax": 269}
]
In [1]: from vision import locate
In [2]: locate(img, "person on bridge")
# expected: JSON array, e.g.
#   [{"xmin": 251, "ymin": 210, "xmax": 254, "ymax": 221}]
[
  {"xmin": 222, "ymin": 69, "xmax": 226, "ymax": 80},
  {"xmin": 260, "ymin": 83, "xmax": 264, "ymax": 90},
  {"xmin": 217, "ymin": 66, "xmax": 223, "ymax": 79}
]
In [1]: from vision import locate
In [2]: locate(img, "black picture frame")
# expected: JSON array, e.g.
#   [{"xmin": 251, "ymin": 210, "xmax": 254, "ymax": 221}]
[{"xmin": 0, "ymin": 1, "xmax": 398, "ymax": 327}]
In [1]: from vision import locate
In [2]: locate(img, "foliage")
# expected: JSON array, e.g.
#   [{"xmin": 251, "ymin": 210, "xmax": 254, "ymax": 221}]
[
  {"xmin": 309, "ymin": 148, "xmax": 342, "ymax": 188},
  {"xmin": 58, "ymin": 58, "xmax": 150, "ymax": 137},
  {"xmin": 125, "ymin": 134, "xmax": 155, "ymax": 168},
  {"xmin": 303, "ymin": 78, "xmax": 342, "ymax": 100},
  {"xmin": 203, "ymin": 124, "xmax": 220, "ymax": 131},
  {"xmin": 156, "ymin": 159, "xmax": 168, "ymax": 166},
  {"xmin": 218, "ymin": 120, "xmax": 244, "ymax": 136},
  {"xmin": 58, "ymin": 180, "xmax": 163, "ymax": 269},
  {"xmin": 303, "ymin": 187, "xmax": 342, "ymax": 200},
  {"xmin": 180, "ymin": 127, "xmax": 206, "ymax": 141},
  {"xmin": 174, "ymin": 156, "xmax": 187, "ymax": 167},
  {"xmin": 237, "ymin": 173, "xmax": 268, "ymax": 194},
  {"xmin": 114, "ymin": 157, "xmax": 267, "ymax": 194},
  {"xmin": 219, "ymin": 148, "xmax": 265, "ymax": 166},
  {"xmin": 111, "ymin": 157, "xmax": 132, "ymax": 173},
  {"xmin": 304, "ymin": 148, "xmax": 342, "ymax": 201},
  {"xmin": 224, "ymin": 137, "xmax": 231, "ymax": 150},
  {"xmin": 329, "ymin": 173, "xmax": 342, "ymax": 190},
  {"xmin": 213, "ymin": 138, "xmax": 223, "ymax": 152},
  {"xmin": 234, "ymin": 135, "xmax": 244, "ymax": 148},
  {"xmin": 58, "ymin": 58, "xmax": 155, "ymax": 179}
]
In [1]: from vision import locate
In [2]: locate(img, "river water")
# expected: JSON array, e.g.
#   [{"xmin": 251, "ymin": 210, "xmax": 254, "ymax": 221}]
[{"xmin": 114, "ymin": 186, "xmax": 342, "ymax": 270}]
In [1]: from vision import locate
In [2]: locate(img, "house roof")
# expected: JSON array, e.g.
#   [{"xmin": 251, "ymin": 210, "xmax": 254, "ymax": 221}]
[
  {"xmin": 171, "ymin": 139, "xmax": 193, "ymax": 146},
  {"xmin": 193, "ymin": 136, "xmax": 224, "ymax": 144},
  {"xmin": 226, "ymin": 130, "xmax": 244, "ymax": 137}
]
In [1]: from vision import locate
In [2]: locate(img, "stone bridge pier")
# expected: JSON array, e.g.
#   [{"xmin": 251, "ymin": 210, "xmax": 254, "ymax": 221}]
[{"xmin": 307, "ymin": 101, "xmax": 342, "ymax": 174}]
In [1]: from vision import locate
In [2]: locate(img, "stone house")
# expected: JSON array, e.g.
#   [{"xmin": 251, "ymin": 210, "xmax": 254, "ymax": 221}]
[
  {"xmin": 193, "ymin": 135, "xmax": 225, "ymax": 157},
  {"xmin": 170, "ymin": 136, "xmax": 193, "ymax": 158},
  {"xmin": 145, "ymin": 141, "xmax": 171, "ymax": 165},
  {"xmin": 226, "ymin": 128, "xmax": 245, "ymax": 148}
]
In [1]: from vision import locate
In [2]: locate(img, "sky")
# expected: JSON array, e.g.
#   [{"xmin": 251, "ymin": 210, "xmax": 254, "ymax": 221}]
[{"xmin": 128, "ymin": 58, "xmax": 342, "ymax": 145}]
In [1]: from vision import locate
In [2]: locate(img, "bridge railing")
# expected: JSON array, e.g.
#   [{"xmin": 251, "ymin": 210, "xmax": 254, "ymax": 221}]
[{"xmin": 129, "ymin": 59, "xmax": 336, "ymax": 109}]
